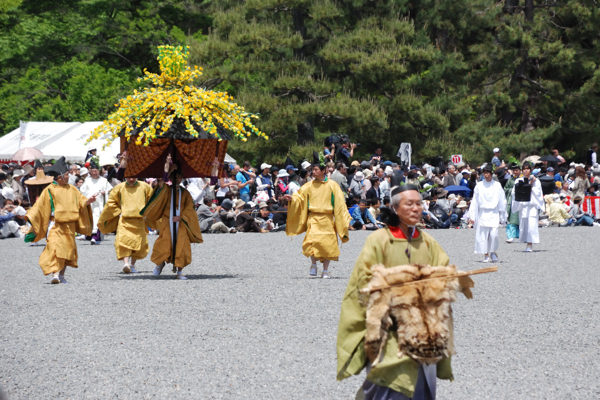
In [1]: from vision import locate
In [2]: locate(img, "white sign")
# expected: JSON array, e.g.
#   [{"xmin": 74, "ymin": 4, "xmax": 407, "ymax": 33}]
[
  {"xmin": 19, "ymin": 121, "xmax": 29, "ymax": 149},
  {"xmin": 451, "ymin": 154, "xmax": 463, "ymax": 165}
]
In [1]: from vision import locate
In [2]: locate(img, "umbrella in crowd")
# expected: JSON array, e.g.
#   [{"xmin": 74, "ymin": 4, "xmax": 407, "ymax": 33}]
[
  {"xmin": 539, "ymin": 154, "xmax": 560, "ymax": 163},
  {"xmin": 12, "ymin": 147, "xmax": 43, "ymax": 162},
  {"xmin": 444, "ymin": 185, "xmax": 472, "ymax": 197},
  {"xmin": 523, "ymin": 155, "xmax": 541, "ymax": 164}
]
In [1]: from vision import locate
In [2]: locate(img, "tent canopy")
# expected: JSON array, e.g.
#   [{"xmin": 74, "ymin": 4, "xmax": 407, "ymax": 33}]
[{"xmin": 0, "ymin": 121, "xmax": 236, "ymax": 166}]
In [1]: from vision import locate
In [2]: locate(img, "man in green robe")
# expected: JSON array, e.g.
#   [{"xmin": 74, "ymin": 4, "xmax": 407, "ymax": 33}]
[
  {"xmin": 504, "ymin": 163, "xmax": 521, "ymax": 243},
  {"xmin": 337, "ymin": 185, "xmax": 472, "ymax": 399}
]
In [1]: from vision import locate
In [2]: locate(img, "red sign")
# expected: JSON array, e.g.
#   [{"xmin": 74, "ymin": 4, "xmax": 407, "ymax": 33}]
[{"xmin": 451, "ymin": 154, "xmax": 462, "ymax": 164}]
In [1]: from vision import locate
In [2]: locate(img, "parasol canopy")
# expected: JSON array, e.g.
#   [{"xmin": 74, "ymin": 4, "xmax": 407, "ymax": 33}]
[
  {"xmin": 12, "ymin": 147, "xmax": 43, "ymax": 162},
  {"xmin": 523, "ymin": 155, "xmax": 541, "ymax": 164},
  {"xmin": 539, "ymin": 154, "xmax": 560, "ymax": 163},
  {"xmin": 444, "ymin": 185, "xmax": 472, "ymax": 196}
]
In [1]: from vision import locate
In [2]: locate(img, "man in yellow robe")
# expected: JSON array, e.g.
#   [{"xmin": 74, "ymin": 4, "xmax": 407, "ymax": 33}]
[
  {"xmin": 337, "ymin": 185, "xmax": 472, "ymax": 399},
  {"xmin": 97, "ymin": 178, "xmax": 154, "ymax": 273},
  {"xmin": 24, "ymin": 157, "xmax": 96, "ymax": 284},
  {"xmin": 285, "ymin": 161, "xmax": 351, "ymax": 279},
  {"xmin": 141, "ymin": 165, "xmax": 203, "ymax": 280}
]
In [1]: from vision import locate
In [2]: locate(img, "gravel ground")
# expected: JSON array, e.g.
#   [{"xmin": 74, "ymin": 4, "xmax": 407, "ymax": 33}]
[{"xmin": 1, "ymin": 227, "xmax": 599, "ymax": 399}]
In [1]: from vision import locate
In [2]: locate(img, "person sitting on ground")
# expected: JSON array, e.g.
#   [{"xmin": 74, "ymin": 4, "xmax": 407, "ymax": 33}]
[
  {"xmin": 548, "ymin": 194, "xmax": 571, "ymax": 226},
  {"xmin": 272, "ymin": 198, "xmax": 288, "ymax": 230},
  {"xmin": 568, "ymin": 196, "xmax": 596, "ymax": 226},
  {"xmin": 0, "ymin": 204, "xmax": 26, "ymax": 239},
  {"xmin": 235, "ymin": 204, "xmax": 267, "ymax": 233},
  {"xmin": 255, "ymin": 202, "xmax": 275, "ymax": 232},
  {"xmin": 368, "ymin": 198, "xmax": 381, "ymax": 221},
  {"xmin": 217, "ymin": 198, "xmax": 237, "ymax": 229},
  {"xmin": 350, "ymin": 199, "xmax": 382, "ymax": 230}
]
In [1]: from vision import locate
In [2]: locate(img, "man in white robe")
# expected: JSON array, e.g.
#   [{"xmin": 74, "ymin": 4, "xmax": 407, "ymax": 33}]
[
  {"xmin": 511, "ymin": 162, "xmax": 544, "ymax": 252},
  {"xmin": 470, "ymin": 165, "xmax": 507, "ymax": 262},
  {"xmin": 80, "ymin": 159, "xmax": 112, "ymax": 244}
]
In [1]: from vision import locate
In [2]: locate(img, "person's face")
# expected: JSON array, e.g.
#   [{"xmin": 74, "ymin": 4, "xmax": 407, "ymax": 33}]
[
  {"xmin": 70, "ymin": 166, "xmax": 77, "ymax": 175},
  {"xmin": 90, "ymin": 168, "xmax": 100, "ymax": 179},
  {"xmin": 359, "ymin": 202, "xmax": 367, "ymax": 210},
  {"xmin": 513, "ymin": 168, "xmax": 520, "ymax": 177},
  {"xmin": 394, "ymin": 190, "xmax": 423, "ymax": 226},
  {"xmin": 548, "ymin": 171, "xmax": 555, "ymax": 177},
  {"xmin": 523, "ymin": 167, "xmax": 531, "ymax": 178},
  {"xmin": 126, "ymin": 178, "xmax": 137, "ymax": 185},
  {"xmin": 448, "ymin": 166, "xmax": 456, "ymax": 174},
  {"xmin": 483, "ymin": 171, "xmax": 492, "ymax": 181},
  {"xmin": 76, "ymin": 179, "xmax": 84, "ymax": 187},
  {"xmin": 56, "ymin": 172, "xmax": 69, "ymax": 184},
  {"xmin": 260, "ymin": 208, "xmax": 269, "ymax": 217},
  {"xmin": 373, "ymin": 201, "xmax": 380, "ymax": 209},
  {"xmin": 262, "ymin": 168, "xmax": 269, "ymax": 174},
  {"xmin": 375, "ymin": 148, "xmax": 382, "ymax": 155},
  {"xmin": 377, "ymin": 169, "xmax": 383, "ymax": 178},
  {"xmin": 4, "ymin": 199, "xmax": 13, "ymax": 207},
  {"xmin": 175, "ymin": 173, "xmax": 183, "ymax": 185},
  {"xmin": 340, "ymin": 167, "xmax": 346, "ymax": 175},
  {"xmin": 374, "ymin": 180, "xmax": 380, "ymax": 187},
  {"xmin": 312, "ymin": 166, "xmax": 325, "ymax": 180}
]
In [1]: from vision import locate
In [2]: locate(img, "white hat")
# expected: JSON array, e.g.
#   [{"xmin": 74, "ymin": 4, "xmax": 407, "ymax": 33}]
[
  {"xmin": 260, "ymin": 163, "xmax": 272, "ymax": 170},
  {"xmin": 493, "ymin": 147, "xmax": 500, "ymax": 153},
  {"xmin": 384, "ymin": 166, "xmax": 393, "ymax": 176},
  {"xmin": 456, "ymin": 200, "xmax": 468, "ymax": 208},
  {"xmin": 461, "ymin": 169, "xmax": 471, "ymax": 175},
  {"xmin": 301, "ymin": 161, "xmax": 311, "ymax": 170},
  {"xmin": 1, "ymin": 187, "xmax": 15, "ymax": 201},
  {"xmin": 354, "ymin": 171, "xmax": 364, "ymax": 181},
  {"xmin": 80, "ymin": 167, "xmax": 89, "ymax": 175},
  {"xmin": 12, "ymin": 206, "xmax": 27, "ymax": 216},
  {"xmin": 277, "ymin": 170, "xmax": 289, "ymax": 178},
  {"xmin": 247, "ymin": 201, "xmax": 256, "ymax": 208},
  {"xmin": 363, "ymin": 169, "xmax": 373, "ymax": 179}
]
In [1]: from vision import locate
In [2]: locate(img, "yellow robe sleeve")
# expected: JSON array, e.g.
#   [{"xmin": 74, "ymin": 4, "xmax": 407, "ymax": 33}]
[
  {"xmin": 142, "ymin": 183, "xmax": 159, "ymax": 230},
  {"xmin": 24, "ymin": 186, "xmax": 52, "ymax": 243},
  {"xmin": 330, "ymin": 180, "xmax": 352, "ymax": 243},
  {"xmin": 97, "ymin": 184, "xmax": 122, "ymax": 234},
  {"xmin": 285, "ymin": 183, "xmax": 309, "ymax": 236},
  {"xmin": 180, "ymin": 189, "xmax": 203, "ymax": 244},
  {"xmin": 336, "ymin": 229, "xmax": 455, "ymax": 397}
]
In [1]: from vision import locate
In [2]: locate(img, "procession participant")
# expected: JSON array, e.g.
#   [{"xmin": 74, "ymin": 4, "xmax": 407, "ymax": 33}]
[
  {"xmin": 24, "ymin": 157, "xmax": 95, "ymax": 284},
  {"xmin": 97, "ymin": 177, "xmax": 154, "ymax": 274},
  {"xmin": 511, "ymin": 162, "xmax": 544, "ymax": 252},
  {"xmin": 24, "ymin": 160, "xmax": 54, "ymax": 207},
  {"xmin": 80, "ymin": 159, "xmax": 112, "ymax": 244},
  {"xmin": 469, "ymin": 164, "xmax": 507, "ymax": 262},
  {"xmin": 141, "ymin": 160, "xmax": 203, "ymax": 280},
  {"xmin": 284, "ymin": 153, "xmax": 351, "ymax": 279},
  {"xmin": 504, "ymin": 163, "xmax": 521, "ymax": 243},
  {"xmin": 337, "ymin": 184, "xmax": 471, "ymax": 399}
]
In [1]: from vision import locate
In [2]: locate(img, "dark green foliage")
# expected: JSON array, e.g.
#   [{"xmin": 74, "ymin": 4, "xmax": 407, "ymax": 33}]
[{"xmin": 1, "ymin": 0, "xmax": 599, "ymax": 165}]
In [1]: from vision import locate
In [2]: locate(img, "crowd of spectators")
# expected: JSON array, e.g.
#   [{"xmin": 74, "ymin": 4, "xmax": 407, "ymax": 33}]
[{"xmin": 3, "ymin": 141, "xmax": 600, "ymax": 239}]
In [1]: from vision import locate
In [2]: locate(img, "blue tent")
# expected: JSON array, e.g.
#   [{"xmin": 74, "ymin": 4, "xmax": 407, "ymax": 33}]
[{"xmin": 444, "ymin": 185, "xmax": 472, "ymax": 196}]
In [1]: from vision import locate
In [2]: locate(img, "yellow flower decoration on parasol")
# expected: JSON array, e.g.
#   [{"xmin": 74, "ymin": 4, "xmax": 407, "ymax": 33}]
[{"xmin": 87, "ymin": 45, "xmax": 267, "ymax": 147}]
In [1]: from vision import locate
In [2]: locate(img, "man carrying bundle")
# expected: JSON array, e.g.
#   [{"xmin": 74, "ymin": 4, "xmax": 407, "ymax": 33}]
[
  {"xmin": 141, "ymin": 159, "xmax": 203, "ymax": 280},
  {"xmin": 24, "ymin": 157, "xmax": 96, "ymax": 284},
  {"xmin": 97, "ymin": 177, "xmax": 154, "ymax": 273},
  {"xmin": 284, "ymin": 152, "xmax": 351, "ymax": 279},
  {"xmin": 337, "ymin": 185, "xmax": 473, "ymax": 399}
]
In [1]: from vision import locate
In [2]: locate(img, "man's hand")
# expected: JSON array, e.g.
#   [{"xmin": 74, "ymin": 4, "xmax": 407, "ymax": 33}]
[
  {"xmin": 283, "ymin": 194, "xmax": 293, "ymax": 202},
  {"xmin": 172, "ymin": 216, "xmax": 181, "ymax": 222},
  {"xmin": 86, "ymin": 194, "xmax": 98, "ymax": 205},
  {"xmin": 362, "ymin": 225, "xmax": 367, "ymax": 230},
  {"xmin": 351, "ymin": 143, "xmax": 357, "ymax": 149}
]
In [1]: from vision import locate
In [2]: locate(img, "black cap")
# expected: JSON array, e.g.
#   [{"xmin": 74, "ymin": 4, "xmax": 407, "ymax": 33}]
[
  {"xmin": 34, "ymin": 159, "xmax": 43, "ymax": 169},
  {"xmin": 0, "ymin": 172, "xmax": 6, "ymax": 180},
  {"xmin": 45, "ymin": 156, "xmax": 68, "ymax": 177},
  {"xmin": 285, "ymin": 156, "xmax": 295, "ymax": 169},
  {"xmin": 312, "ymin": 151, "xmax": 321, "ymax": 166},
  {"xmin": 482, "ymin": 164, "xmax": 493, "ymax": 173},
  {"xmin": 522, "ymin": 161, "xmax": 532, "ymax": 170},
  {"xmin": 89, "ymin": 159, "xmax": 99, "ymax": 170},
  {"xmin": 221, "ymin": 199, "xmax": 233, "ymax": 211}
]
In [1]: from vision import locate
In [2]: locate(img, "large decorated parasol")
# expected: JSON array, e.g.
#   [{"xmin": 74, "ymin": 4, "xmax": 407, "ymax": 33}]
[{"xmin": 89, "ymin": 45, "xmax": 267, "ymax": 260}]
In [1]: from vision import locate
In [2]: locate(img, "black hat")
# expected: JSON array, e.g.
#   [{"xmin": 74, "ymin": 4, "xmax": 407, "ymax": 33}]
[
  {"xmin": 45, "ymin": 156, "xmax": 68, "ymax": 177},
  {"xmin": 0, "ymin": 172, "xmax": 6, "ymax": 181},
  {"xmin": 270, "ymin": 166, "xmax": 279, "ymax": 174},
  {"xmin": 482, "ymin": 164, "xmax": 493, "ymax": 173},
  {"xmin": 285, "ymin": 156, "xmax": 295, "ymax": 169},
  {"xmin": 312, "ymin": 151, "xmax": 321, "ymax": 166},
  {"xmin": 89, "ymin": 159, "xmax": 99, "ymax": 170},
  {"xmin": 34, "ymin": 159, "xmax": 44, "ymax": 169},
  {"xmin": 522, "ymin": 161, "xmax": 532, "ymax": 170},
  {"xmin": 507, "ymin": 162, "xmax": 519, "ymax": 170}
]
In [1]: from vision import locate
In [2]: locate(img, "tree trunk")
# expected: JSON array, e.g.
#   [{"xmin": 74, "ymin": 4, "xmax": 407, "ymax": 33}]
[
  {"xmin": 296, "ymin": 119, "xmax": 314, "ymax": 144},
  {"xmin": 292, "ymin": 8, "xmax": 307, "ymax": 58}
]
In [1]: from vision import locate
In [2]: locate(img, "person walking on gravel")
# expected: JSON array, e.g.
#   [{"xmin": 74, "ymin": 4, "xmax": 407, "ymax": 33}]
[
  {"xmin": 284, "ymin": 154, "xmax": 351, "ymax": 279},
  {"xmin": 469, "ymin": 164, "xmax": 507, "ymax": 262},
  {"xmin": 504, "ymin": 163, "xmax": 521, "ymax": 243},
  {"xmin": 97, "ymin": 177, "xmax": 154, "ymax": 274},
  {"xmin": 24, "ymin": 157, "xmax": 96, "ymax": 284},
  {"xmin": 337, "ymin": 184, "xmax": 470, "ymax": 399},
  {"xmin": 141, "ymin": 160, "xmax": 203, "ymax": 280},
  {"xmin": 511, "ymin": 162, "xmax": 544, "ymax": 252}
]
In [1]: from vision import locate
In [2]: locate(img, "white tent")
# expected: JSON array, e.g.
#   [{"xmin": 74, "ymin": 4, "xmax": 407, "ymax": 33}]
[
  {"xmin": 41, "ymin": 121, "xmax": 119, "ymax": 163},
  {"xmin": 0, "ymin": 121, "xmax": 236, "ymax": 165},
  {"xmin": 0, "ymin": 122, "xmax": 80, "ymax": 161}
]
